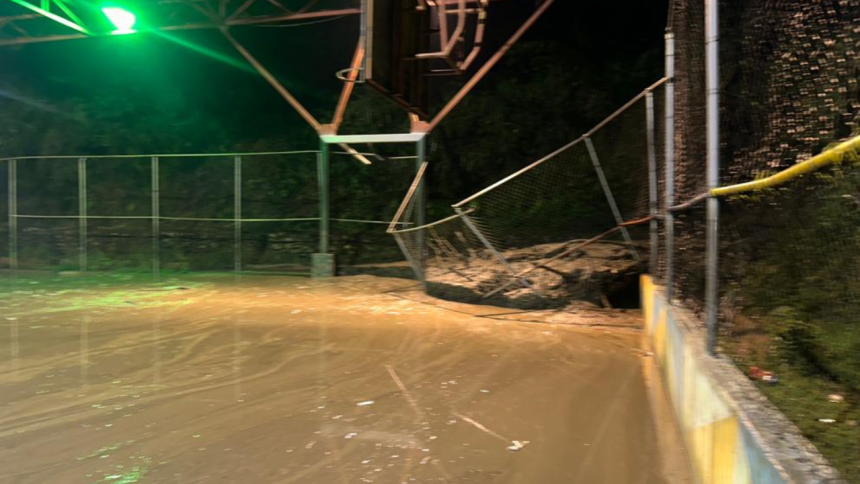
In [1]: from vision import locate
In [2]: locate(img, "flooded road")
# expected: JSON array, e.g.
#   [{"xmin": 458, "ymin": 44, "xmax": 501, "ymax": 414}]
[{"xmin": 0, "ymin": 274, "xmax": 690, "ymax": 483}]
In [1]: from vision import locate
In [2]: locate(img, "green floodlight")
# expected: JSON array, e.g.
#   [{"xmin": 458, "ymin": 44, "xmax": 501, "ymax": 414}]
[{"xmin": 101, "ymin": 6, "xmax": 137, "ymax": 34}]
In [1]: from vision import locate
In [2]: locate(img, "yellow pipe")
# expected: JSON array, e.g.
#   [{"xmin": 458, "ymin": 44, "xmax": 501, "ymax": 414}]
[{"xmin": 710, "ymin": 134, "xmax": 860, "ymax": 196}]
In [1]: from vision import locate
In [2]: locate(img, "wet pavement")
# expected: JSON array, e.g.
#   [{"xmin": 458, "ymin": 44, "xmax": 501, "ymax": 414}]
[{"xmin": 0, "ymin": 274, "xmax": 691, "ymax": 483}]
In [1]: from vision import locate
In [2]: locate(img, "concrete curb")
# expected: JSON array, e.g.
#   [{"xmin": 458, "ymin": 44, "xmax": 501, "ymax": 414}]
[{"xmin": 640, "ymin": 276, "xmax": 844, "ymax": 484}]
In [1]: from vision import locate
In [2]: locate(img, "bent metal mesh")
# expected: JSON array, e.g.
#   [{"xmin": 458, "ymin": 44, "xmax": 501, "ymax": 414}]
[{"xmin": 390, "ymin": 85, "xmax": 665, "ymax": 309}]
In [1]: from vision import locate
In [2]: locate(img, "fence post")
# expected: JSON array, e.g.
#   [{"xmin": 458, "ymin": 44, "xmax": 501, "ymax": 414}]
[
  {"xmin": 705, "ymin": 0, "xmax": 720, "ymax": 354},
  {"xmin": 78, "ymin": 157, "xmax": 87, "ymax": 272},
  {"xmin": 584, "ymin": 137, "xmax": 641, "ymax": 263},
  {"xmin": 234, "ymin": 155, "xmax": 242, "ymax": 273},
  {"xmin": 318, "ymin": 141, "xmax": 330, "ymax": 255},
  {"xmin": 646, "ymin": 92, "xmax": 658, "ymax": 276},
  {"xmin": 151, "ymin": 157, "xmax": 160, "ymax": 280},
  {"xmin": 8, "ymin": 159, "xmax": 17, "ymax": 271},
  {"xmin": 664, "ymin": 31, "xmax": 675, "ymax": 302},
  {"xmin": 415, "ymin": 136, "xmax": 426, "ymax": 266},
  {"xmin": 312, "ymin": 141, "xmax": 335, "ymax": 277}
]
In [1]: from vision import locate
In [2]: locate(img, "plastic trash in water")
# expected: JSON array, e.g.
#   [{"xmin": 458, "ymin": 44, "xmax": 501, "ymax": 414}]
[{"xmin": 507, "ymin": 440, "xmax": 529, "ymax": 452}]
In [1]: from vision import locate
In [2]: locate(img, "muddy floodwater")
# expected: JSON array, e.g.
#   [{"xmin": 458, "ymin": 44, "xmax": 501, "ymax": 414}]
[{"xmin": 0, "ymin": 273, "xmax": 691, "ymax": 483}]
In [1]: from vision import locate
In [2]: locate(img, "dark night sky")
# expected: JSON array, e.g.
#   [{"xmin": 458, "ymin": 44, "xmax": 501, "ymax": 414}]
[{"xmin": 0, "ymin": 0, "xmax": 668, "ymax": 153}]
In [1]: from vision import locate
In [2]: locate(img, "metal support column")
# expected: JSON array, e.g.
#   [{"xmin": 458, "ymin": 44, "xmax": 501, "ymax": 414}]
[
  {"xmin": 584, "ymin": 137, "xmax": 641, "ymax": 262},
  {"xmin": 8, "ymin": 160, "xmax": 17, "ymax": 271},
  {"xmin": 317, "ymin": 141, "xmax": 330, "ymax": 254},
  {"xmin": 705, "ymin": 0, "xmax": 720, "ymax": 354},
  {"xmin": 646, "ymin": 92, "xmax": 658, "ymax": 275},
  {"xmin": 234, "ymin": 156, "xmax": 242, "ymax": 272},
  {"xmin": 664, "ymin": 31, "xmax": 676, "ymax": 301},
  {"xmin": 151, "ymin": 157, "xmax": 160, "ymax": 279},
  {"xmin": 78, "ymin": 157, "xmax": 87, "ymax": 272},
  {"xmin": 415, "ymin": 137, "xmax": 426, "ymax": 265}
]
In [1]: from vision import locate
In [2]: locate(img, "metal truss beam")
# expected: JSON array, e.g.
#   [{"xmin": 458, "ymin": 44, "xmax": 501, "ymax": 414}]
[{"xmin": 5, "ymin": 0, "xmax": 89, "ymax": 34}]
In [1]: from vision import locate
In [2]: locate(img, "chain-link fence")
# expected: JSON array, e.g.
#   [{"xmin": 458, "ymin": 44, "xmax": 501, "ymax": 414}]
[
  {"xmin": 668, "ymin": 1, "xmax": 860, "ymax": 477},
  {"xmin": 1, "ymin": 150, "xmax": 414, "ymax": 275},
  {"xmin": 390, "ymin": 83, "xmax": 666, "ymax": 310}
]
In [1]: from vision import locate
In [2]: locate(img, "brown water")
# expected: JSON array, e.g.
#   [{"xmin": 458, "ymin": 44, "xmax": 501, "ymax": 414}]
[{"xmin": 0, "ymin": 274, "xmax": 690, "ymax": 483}]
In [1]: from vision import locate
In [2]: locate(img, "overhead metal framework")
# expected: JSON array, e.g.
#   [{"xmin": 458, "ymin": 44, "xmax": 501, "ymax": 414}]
[
  {"xmin": 0, "ymin": 0, "xmax": 553, "ymax": 135},
  {"xmin": 0, "ymin": 0, "xmax": 555, "ymax": 273}
]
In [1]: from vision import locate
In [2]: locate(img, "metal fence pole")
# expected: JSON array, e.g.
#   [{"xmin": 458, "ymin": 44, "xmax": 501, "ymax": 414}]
[
  {"xmin": 455, "ymin": 207, "xmax": 543, "ymax": 297},
  {"xmin": 584, "ymin": 137, "xmax": 641, "ymax": 263},
  {"xmin": 318, "ymin": 141, "xmax": 330, "ymax": 254},
  {"xmin": 415, "ymin": 137, "xmax": 426, "ymax": 266},
  {"xmin": 664, "ymin": 31, "xmax": 676, "ymax": 302},
  {"xmin": 234, "ymin": 156, "xmax": 242, "ymax": 272},
  {"xmin": 646, "ymin": 92, "xmax": 658, "ymax": 276},
  {"xmin": 393, "ymin": 233, "xmax": 426, "ymax": 289},
  {"xmin": 8, "ymin": 160, "xmax": 17, "ymax": 271},
  {"xmin": 78, "ymin": 157, "xmax": 87, "ymax": 272},
  {"xmin": 151, "ymin": 157, "xmax": 160, "ymax": 279},
  {"xmin": 705, "ymin": 0, "xmax": 720, "ymax": 354}
]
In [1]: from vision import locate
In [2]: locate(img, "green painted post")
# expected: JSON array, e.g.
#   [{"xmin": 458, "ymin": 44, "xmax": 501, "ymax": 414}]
[{"xmin": 318, "ymin": 140, "xmax": 330, "ymax": 255}]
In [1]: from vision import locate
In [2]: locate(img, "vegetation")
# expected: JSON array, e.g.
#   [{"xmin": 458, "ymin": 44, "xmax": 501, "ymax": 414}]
[{"xmin": 723, "ymin": 165, "xmax": 860, "ymax": 482}]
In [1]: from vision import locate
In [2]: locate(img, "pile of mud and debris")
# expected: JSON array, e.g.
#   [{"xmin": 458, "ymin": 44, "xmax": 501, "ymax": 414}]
[{"xmin": 423, "ymin": 239, "xmax": 648, "ymax": 309}]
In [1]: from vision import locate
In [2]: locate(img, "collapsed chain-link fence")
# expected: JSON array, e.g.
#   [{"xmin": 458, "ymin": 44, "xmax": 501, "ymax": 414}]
[{"xmin": 390, "ymin": 84, "xmax": 665, "ymax": 309}]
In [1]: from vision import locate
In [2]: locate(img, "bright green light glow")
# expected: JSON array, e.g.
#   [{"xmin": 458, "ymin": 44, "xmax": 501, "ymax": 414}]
[{"xmin": 101, "ymin": 7, "xmax": 137, "ymax": 33}]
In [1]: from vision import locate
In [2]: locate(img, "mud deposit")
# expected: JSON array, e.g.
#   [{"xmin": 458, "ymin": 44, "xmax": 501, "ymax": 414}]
[{"xmin": 0, "ymin": 274, "xmax": 690, "ymax": 483}]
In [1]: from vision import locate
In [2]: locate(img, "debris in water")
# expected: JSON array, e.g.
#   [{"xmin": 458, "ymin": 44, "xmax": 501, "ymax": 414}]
[
  {"xmin": 507, "ymin": 440, "xmax": 529, "ymax": 452},
  {"xmin": 818, "ymin": 418, "xmax": 836, "ymax": 424},
  {"xmin": 357, "ymin": 401, "xmax": 375, "ymax": 406},
  {"xmin": 419, "ymin": 456, "xmax": 431, "ymax": 465},
  {"xmin": 827, "ymin": 394, "xmax": 844, "ymax": 403},
  {"xmin": 480, "ymin": 390, "xmax": 490, "ymax": 394},
  {"xmin": 345, "ymin": 433, "xmax": 358, "ymax": 439}
]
